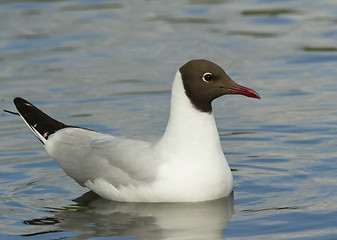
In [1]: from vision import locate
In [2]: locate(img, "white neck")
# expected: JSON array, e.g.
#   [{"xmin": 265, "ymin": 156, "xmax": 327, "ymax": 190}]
[
  {"xmin": 154, "ymin": 71, "xmax": 233, "ymax": 201},
  {"xmin": 156, "ymin": 71, "xmax": 223, "ymax": 160}
]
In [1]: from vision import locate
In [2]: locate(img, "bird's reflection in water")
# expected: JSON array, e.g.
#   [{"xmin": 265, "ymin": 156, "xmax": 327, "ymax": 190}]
[{"xmin": 23, "ymin": 191, "xmax": 234, "ymax": 240}]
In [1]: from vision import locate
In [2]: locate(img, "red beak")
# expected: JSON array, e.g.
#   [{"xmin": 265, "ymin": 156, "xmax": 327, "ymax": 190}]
[{"xmin": 227, "ymin": 84, "xmax": 260, "ymax": 99}]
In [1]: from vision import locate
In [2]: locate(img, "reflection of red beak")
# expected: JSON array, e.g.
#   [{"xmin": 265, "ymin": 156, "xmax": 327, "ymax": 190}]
[{"xmin": 228, "ymin": 84, "xmax": 261, "ymax": 99}]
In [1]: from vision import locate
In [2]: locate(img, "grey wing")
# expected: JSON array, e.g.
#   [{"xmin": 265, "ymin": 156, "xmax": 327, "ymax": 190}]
[
  {"xmin": 89, "ymin": 136, "xmax": 161, "ymax": 186},
  {"xmin": 44, "ymin": 128, "xmax": 160, "ymax": 187}
]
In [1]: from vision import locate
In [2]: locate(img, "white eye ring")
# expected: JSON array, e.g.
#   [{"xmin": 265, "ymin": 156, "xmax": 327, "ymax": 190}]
[{"xmin": 202, "ymin": 72, "xmax": 213, "ymax": 82}]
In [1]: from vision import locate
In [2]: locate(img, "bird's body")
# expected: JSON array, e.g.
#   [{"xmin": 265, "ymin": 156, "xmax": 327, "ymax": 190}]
[{"xmin": 6, "ymin": 59, "xmax": 260, "ymax": 202}]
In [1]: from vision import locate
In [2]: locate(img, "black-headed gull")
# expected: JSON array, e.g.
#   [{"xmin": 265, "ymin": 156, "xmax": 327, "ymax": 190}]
[{"xmin": 5, "ymin": 59, "xmax": 260, "ymax": 202}]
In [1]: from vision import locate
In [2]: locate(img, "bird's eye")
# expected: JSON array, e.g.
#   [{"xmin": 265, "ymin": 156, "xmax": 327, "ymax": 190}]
[{"xmin": 202, "ymin": 72, "xmax": 213, "ymax": 82}]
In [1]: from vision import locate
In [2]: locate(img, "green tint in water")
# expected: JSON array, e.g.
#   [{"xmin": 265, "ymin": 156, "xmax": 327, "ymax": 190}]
[{"xmin": 241, "ymin": 8, "xmax": 300, "ymax": 16}]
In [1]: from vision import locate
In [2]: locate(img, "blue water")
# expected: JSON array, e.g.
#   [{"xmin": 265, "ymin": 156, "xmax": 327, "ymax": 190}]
[{"xmin": 1, "ymin": 0, "xmax": 337, "ymax": 239}]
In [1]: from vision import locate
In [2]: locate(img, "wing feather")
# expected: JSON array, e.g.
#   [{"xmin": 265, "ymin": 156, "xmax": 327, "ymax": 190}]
[{"xmin": 44, "ymin": 128, "xmax": 160, "ymax": 187}]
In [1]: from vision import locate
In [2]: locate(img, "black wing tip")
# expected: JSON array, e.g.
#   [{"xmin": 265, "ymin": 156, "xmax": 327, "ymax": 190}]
[
  {"xmin": 14, "ymin": 97, "xmax": 24, "ymax": 103},
  {"xmin": 14, "ymin": 97, "xmax": 24, "ymax": 104},
  {"xmin": 13, "ymin": 97, "xmax": 41, "ymax": 120},
  {"xmin": 14, "ymin": 97, "xmax": 33, "ymax": 107},
  {"xmin": 8, "ymin": 97, "xmax": 97, "ymax": 143},
  {"xmin": 3, "ymin": 97, "xmax": 28, "ymax": 116},
  {"xmin": 11, "ymin": 97, "xmax": 70, "ymax": 143}
]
